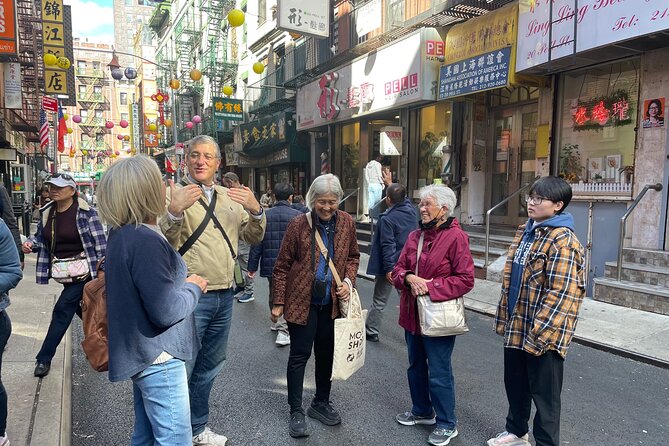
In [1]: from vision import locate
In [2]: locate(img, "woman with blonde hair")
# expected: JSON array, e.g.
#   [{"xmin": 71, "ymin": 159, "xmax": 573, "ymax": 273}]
[{"xmin": 97, "ymin": 156, "xmax": 207, "ymax": 446}]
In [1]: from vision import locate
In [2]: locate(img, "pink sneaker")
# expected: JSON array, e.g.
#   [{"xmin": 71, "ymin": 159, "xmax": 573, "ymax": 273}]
[{"xmin": 487, "ymin": 431, "xmax": 530, "ymax": 446}]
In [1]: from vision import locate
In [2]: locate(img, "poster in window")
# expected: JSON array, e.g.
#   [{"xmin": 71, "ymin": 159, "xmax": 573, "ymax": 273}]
[{"xmin": 641, "ymin": 98, "xmax": 665, "ymax": 129}]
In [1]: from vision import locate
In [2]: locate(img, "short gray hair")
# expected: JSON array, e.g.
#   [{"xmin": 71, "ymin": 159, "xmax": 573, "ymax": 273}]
[
  {"xmin": 419, "ymin": 184, "xmax": 457, "ymax": 218},
  {"xmin": 189, "ymin": 135, "xmax": 221, "ymax": 159},
  {"xmin": 306, "ymin": 174, "xmax": 344, "ymax": 209}
]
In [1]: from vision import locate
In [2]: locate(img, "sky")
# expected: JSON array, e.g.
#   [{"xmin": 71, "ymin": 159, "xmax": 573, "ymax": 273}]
[{"xmin": 67, "ymin": 0, "xmax": 115, "ymax": 43}]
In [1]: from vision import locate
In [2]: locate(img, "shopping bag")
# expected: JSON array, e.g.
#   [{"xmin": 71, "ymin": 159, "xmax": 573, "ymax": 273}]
[{"xmin": 331, "ymin": 286, "xmax": 367, "ymax": 381}]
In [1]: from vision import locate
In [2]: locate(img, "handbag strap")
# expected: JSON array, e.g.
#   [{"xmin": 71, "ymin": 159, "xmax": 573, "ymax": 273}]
[
  {"xmin": 416, "ymin": 232, "xmax": 425, "ymax": 277},
  {"xmin": 306, "ymin": 213, "xmax": 343, "ymax": 288}
]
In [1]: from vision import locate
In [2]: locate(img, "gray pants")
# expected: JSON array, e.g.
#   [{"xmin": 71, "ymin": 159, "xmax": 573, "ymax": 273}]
[
  {"xmin": 268, "ymin": 278, "xmax": 288, "ymax": 334},
  {"xmin": 365, "ymin": 276, "xmax": 397, "ymax": 336},
  {"xmin": 237, "ymin": 240, "xmax": 254, "ymax": 294}
]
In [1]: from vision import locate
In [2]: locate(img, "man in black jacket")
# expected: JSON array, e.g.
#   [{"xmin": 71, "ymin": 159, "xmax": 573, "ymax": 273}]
[{"xmin": 248, "ymin": 182, "xmax": 301, "ymax": 346}]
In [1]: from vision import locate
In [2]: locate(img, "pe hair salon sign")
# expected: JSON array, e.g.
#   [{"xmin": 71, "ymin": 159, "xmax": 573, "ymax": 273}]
[
  {"xmin": 517, "ymin": 0, "xmax": 669, "ymax": 72},
  {"xmin": 296, "ymin": 28, "xmax": 443, "ymax": 131}
]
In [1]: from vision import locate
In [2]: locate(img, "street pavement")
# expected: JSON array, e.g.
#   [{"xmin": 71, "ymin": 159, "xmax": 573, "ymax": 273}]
[{"xmin": 5, "ymin": 255, "xmax": 669, "ymax": 445}]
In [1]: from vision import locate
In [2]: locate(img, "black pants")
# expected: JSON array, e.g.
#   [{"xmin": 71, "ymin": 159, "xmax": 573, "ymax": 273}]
[
  {"xmin": 0, "ymin": 310, "xmax": 11, "ymax": 436},
  {"xmin": 504, "ymin": 348, "xmax": 564, "ymax": 446},
  {"xmin": 286, "ymin": 304, "xmax": 334, "ymax": 413},
  {"xmin": 36, "ymin": 281, "xmax": 86, "ymax": 363}
]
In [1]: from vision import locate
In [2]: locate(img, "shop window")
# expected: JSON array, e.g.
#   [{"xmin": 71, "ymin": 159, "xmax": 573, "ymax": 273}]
[
  {"xmin": 120, "ymin": 92, "xmax": 128, "ymax": 105},
  {"xmin": 339, "ymin": 122, "xmax": 360, "ymax": 190},
  {"xmin": 489, "ymin": 86, "xmax": 540, "ymax": 107},
  {"xmin": 418, "ymin": 103, "xmax": 452, "ymax": 188},
  {"xmin": 557, "ymin": 58, "xmax": 639, "ymax": 193}
]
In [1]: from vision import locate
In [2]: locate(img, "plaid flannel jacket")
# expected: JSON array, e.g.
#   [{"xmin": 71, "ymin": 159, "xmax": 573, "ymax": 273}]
[
  {"xmin": 30, "ymin": 198, "xmax": 106, "ymax": 284},
  {"xmin": 494, "ymin": 224, "xmax": 586, "ymax": 358}
]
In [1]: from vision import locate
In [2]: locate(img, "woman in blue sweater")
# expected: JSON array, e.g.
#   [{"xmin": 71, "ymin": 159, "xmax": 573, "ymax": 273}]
[{"xmin": 97, "ymin": 156, "xmax": 207, "ymax": 445}]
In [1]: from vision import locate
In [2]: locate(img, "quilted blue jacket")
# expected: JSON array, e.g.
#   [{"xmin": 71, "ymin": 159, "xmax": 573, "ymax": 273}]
[{"xmin": 248, "ymin": 201, "xmax": 302, "ymax": 277}]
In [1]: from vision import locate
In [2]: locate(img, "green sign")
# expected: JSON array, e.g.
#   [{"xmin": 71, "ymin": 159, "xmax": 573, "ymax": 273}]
[{"xmin": 213, "ymin": 97, "xmax": 243, "ymax": 121}]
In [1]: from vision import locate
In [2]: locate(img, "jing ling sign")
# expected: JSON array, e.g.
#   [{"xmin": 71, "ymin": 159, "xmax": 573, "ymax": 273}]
[{"xmin": 517, "ymin": 0, "xmax": 669, "ymax": 72}]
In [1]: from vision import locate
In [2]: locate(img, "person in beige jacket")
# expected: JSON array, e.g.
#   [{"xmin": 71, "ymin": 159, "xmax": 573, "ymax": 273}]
[{"xmin": 160, "ymin": 135, "xmax": 266, "ymax": 446}]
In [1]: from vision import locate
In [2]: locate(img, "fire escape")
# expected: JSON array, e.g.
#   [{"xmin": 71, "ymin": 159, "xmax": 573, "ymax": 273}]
[
  {"xmin": 75, "ymin": 65, "xmax": 112, "ymax": 153},
  {"xmin": 174, "ymin": 7, "xmax": 202, "ymax": 96},
  {"xmin": 12, "ymin": 0, "xmax": 44, "ymax": 142}
]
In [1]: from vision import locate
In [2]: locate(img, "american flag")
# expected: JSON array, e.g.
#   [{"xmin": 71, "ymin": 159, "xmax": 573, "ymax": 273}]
[{"xmin": 39, "ymin": 109, "xmax": 49, "ymax": 153}]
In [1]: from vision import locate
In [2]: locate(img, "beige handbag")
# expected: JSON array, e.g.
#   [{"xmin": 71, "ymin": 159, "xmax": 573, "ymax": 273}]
[{"xmin": 415, "ymin": 232, "xmax": 469, "ymax": 337}]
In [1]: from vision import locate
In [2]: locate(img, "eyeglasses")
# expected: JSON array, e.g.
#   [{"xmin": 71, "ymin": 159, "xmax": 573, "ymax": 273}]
[
  {"xmin": 49, "ymin": 173, "xmax": 74, "ymax": 181},
  {"xmin": 525, "ymin": 194, "xmax": 552, "ymax": 205},
  {"xmin": 188, "ymin": 151, "xmax": 217, "ymax": 162}
]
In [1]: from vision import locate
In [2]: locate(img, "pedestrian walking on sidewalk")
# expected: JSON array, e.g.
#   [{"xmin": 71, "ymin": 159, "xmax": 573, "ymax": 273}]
[
  {"xmin": 487, "ymin": 176, "xmax": 585, "ymax": 446},
  {"xmin": 272, "ymin": 174, "xmax": 360, "ymax": 439},
  {"xmin": 161, "ymin": 136, "xmax": 265, "ymax": 445},
  {"xmin": 365, "ymin": 182, "xmax": 417, "ymax": 342},
  {"xmin": 22, "ymin": 174, "xmax": 106, "ymax": 378},
  {"xmin": 0, "ymin": 219, "xmax": 23, "ymax": 446},
  {"xmin": 97, "ymin": 156, "xmax": 207, "ymax": 446},
  {"xmin": 392, "ymin": 184, "xmax": 475, "ymax": 446},
  {"xmin": 247, "ymin": 182, "xmax": 302, "ymax": 347},
  {"xmin": 222, "ymin": 172, "xmax": 256, "ymax": 303}
]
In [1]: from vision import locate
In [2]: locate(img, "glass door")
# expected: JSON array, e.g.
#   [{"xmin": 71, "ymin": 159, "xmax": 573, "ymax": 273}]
[{"xmin": 489, "ymin": 105, "xmax": 538, "ymax": 225}]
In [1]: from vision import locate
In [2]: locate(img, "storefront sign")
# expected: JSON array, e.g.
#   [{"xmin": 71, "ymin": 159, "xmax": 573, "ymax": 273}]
[
  {"xmin": 439, "ymin": 47, "xmax": 511, "ymax": 100},
  {"xmin": 297, "ymin": 28, "xmax": 442, "ymax": 131},
  {"xmin": 0, "ymin": 0, "xmax": 18, "ymax": 55},
  {"xmin": 237, "ymin": 147, "xmax": 290, "ymax": 168},
  {"xmin": 517, "ymin": 0, "xmax": 669, "ymax": 72},
  {"xmin": 379, "ymin": 126, "xmax": 402, "ymax": 156},
  {"xmin": 3, "ymin": 63, "xmax": 22, "ymax": 109},
  {"xmin": 130, "ymin": 103, "xmax": 141, "ymax": 149},
  {"xmin": 277, "ymin": 0, "xmax": 329, "ymax": 38},
  {"xmin": 356, "ymin": 0, "xmax": 382, "ymax": 36},
  {"xmin": 233, "ymin": 112, "xmax": 291, "ymax": 152},
  {"xmin": 144, "ymin": 115, "xmax": 159, "ymax": 148},
  {"xmin": 42, "ymin": 0, "xmax": 73, "ymax": 100},
  {"xmin": 213, "ymin": 97, "xmax": 243, "ymax": 121},
  {"xmin": 572, "ymin": 90, "xmax": 632, "ymax": 131}
]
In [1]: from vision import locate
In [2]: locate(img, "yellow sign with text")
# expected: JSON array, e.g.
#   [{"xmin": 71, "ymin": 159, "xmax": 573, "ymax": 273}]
[
  {"xmin": 41, "ymin": 0, "xmax": 64, "ymax": 23},
  {"xmin": 45, "ymin": 69, "xmax": 68, "ymax": 95},
  {"xmin": 42, "ymin": 22, "xmax": 65, "ymax": 46}
]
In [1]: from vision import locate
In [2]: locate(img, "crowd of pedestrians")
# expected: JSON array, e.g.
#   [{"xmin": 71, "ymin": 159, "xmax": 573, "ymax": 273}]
[{"xmin": 0, "ymin": 132, "xmax": 586, "ymax": 446}]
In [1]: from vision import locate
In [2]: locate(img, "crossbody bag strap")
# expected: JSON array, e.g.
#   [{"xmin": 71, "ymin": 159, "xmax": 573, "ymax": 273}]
[
  {"xmin": 306, "ymin": 213, "xmax": 343, "ymax": 288},
  {"xmin": 178, "ymin": 197, "xmax": 213, "ymax": 256},
  {"xmin": 416, "ymin": 232, "xmax": 425, "ymax": 277},
  {"xmin": 200, "ymin": 197, "xmax": 237, "ymax": 259}
]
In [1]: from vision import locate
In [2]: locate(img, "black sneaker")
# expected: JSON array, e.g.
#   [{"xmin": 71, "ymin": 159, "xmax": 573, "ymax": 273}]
[
  {"xmin": 34, "ymin": 361, "xmax": 51, "ymax": 378},
  {"xmin": 307, "ymin": 399, "xmax": 341, "ymax": 426},
  {"xmin": 366, "ymin": 333, "xmax": 379, "ymax": 342},
  {"xmin": 289, "ymin": 410, "xmax": 310, "ymax": 438}
]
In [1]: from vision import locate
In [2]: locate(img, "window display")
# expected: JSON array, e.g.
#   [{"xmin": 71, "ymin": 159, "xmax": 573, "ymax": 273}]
[
  {"xmin": 339, "ymin": 123, "xmax": 360, "ymax": 190},
  {"xmin": 558, "ymin": 59, "xmax": 639, "ymax": 194},
  {"xmin": 419, "ymin": 103, "xmax": 453, "ymax": 187}
]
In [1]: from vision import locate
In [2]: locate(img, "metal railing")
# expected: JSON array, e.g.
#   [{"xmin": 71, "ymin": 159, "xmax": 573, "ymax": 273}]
[
  {"xmin": 366, "ymin": 197, "xmax": 387, "ymax": 242},
  {"xmin": 617, "ymin": 183, "xmax": 663, "ymax": 280},
  {"xmin": 484, "ymin": 179, "xmax": 537, "ymax": 266},
  {"xmin": 339, "ymin": 188, "xmax": 358, "ymax": 207}
]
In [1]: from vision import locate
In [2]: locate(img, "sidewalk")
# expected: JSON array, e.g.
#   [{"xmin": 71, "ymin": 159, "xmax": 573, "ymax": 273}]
[
  {"xmin": 357, "ymin": 252, "xmax": 669, "ymax": 368},
  {"xmin": 5, "ymin": 256, "xmax": 69, "ymax": 446}
]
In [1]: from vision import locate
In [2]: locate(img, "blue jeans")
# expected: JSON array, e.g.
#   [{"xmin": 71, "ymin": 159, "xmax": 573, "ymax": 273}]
[
  {"xmin": 187, "ymin": 289, "xmax": 234, "ymax": 436},
  {"xmin": 36, "ymin": 281, "xmax": 86, "ymax": 363},
  {"xmin": 405, "ymin": 331, "xmax": 457, "ymax": 429},
  {"xmin": 368, "ymin": 183, "xmax": 383, "ymax": 219},
  {"xmin": 0, "ymin": 311, "xmax": 11, "ymax": 436},
  {"xmin": 131, "ymin": 358, "xmax": 191, "ymax": 446}
]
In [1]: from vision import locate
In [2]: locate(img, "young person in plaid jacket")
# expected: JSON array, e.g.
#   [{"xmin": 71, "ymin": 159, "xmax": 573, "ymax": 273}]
[{"xmin": 488, "ymin": 176, "xmax": 586, "ymax": 446}]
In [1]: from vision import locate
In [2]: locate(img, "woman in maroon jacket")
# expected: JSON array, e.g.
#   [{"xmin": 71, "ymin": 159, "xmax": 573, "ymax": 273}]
[
  {"xmin": 272, "ymin": 174, "xmax": 360, "ymax": 439},
  {"xmin": 392, "ymin": 184, "xmax": 475, "ymax": 446}
]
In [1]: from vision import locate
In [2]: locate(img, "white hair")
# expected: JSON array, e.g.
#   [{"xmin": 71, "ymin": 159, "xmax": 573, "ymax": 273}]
[
  {"xmin": 305, "ymin": 174, "xmax": 344, "ymax": 209},
  {"xmin": 419, "ymin": 184, "xmax": 457, "ymax": 218},
  {"xmin": 189, "ymin": 135, "xmax": 221, "ymax": 159}
]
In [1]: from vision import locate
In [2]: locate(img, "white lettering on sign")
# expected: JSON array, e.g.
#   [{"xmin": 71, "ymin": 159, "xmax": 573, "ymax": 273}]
[
  {"xmin": 0, "ymin": 4, "xmax": 6, "ymax": 33},
  {"xmin": 517, "ymin": 0, "xmax": 669, "ymax": 72}
]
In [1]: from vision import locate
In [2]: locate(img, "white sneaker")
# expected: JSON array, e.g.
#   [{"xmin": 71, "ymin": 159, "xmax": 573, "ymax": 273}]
[
  {"xmin": 193, "ymin": 426, "xmax": 228, "ymax": 446},
  {"xmin": 275, "ymin": 331, "xmax": 290, "ymax": 346},
  {"xmin": 487, "ymin": 431, "xmax": 530, "ymax": 446}
]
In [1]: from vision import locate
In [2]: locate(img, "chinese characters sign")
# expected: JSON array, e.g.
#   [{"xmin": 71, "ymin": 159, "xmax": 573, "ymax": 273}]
[
  {"xmin": 3, "ymin": 63, "xmax": 22, "ymax": 109},
  {"xmin": 438, "ymin": 47, "xmax": 511, "ymax": 100},
  {"xmin": 213, "ymin": 97, "xmax": 243, "ymax": 121},
  {"xmin": 0, "ymin": 0, "xmax": 18, "ymax": 55},
  {"xmin": 571, "ymin": 90, "xmax": 633, "ymax": 132},
  {"xmin": 42, "ymin": 0, "xmax": 67, "ymax": 95},
  {"xmin": 277, "ymin": 0, "xmax": 329, "ymax": 38},
  {"xmin": 233, "ymin": 112, "xmax": 290, "ymax": 153},
  {"xmin": 517, "ymin": 0, "xmax": 669, "ymax": 72}
]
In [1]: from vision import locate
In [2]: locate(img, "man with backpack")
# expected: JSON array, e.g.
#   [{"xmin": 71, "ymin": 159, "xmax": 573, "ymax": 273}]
[{"xmin": 160, "ymin": 135, "xmax": 266, "ymax": 446}]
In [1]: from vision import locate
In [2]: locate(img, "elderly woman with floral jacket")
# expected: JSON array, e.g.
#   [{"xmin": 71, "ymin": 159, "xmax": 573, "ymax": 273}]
[{"xmin": 272, "ymin": 174, "xmax": 359, "ymax": 439}]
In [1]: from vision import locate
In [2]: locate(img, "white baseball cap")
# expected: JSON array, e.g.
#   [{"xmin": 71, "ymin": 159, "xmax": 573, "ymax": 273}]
[{"xmin": 46, "ymin": 173, "xmax": 77, "ymax": 189}]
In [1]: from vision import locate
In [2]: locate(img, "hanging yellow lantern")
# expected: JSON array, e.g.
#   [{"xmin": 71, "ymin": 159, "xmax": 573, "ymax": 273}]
[
  {"xmin": 67, "ymin": 128, "xmax": 73, "ymax": 134},
  {"xmin": 82, "ymin": 150, "xmax": 88, "ymax": 155},
  {"xmin": 190, "ymin": 69, "xmax": 202, "ymax": 81},
  {"xmin": 252, "ymin": 62, "xmax": 264, "ymax": 75},
  {"xmin": 43, "ymin": 53, "xmax": 58, "ymax": 66},
  {"xmin": 227, "ymin": 8, "xmax": 245, "ymax": 27},
  {"xmin": 148, "ymin": 123, "xmax": 158, "ymax": 131},
  {"xmin": 56, "ymin": 56, "xmax": 71, "ymax": 70},
  {"xmin": 63, "ymin": 113, "xmax": 69, "ymax": 120},
  {"xmin": 123, "ymin": 135, "xmax": 130, "ymax": 141},
  {"xmin": 164, "ymin": 119, "xmax": 173, "ymax": 128},
  {"xmin": 169, "ymin": 79, "xmax": 180, "ymax": 89},
  {"xmin": 223, "ymin": 85, "xmax": 234, "ymax": 96}
]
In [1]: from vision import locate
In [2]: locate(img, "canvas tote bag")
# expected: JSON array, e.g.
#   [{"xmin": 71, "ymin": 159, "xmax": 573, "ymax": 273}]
[{"xmin": 415, "ymin": 232, "xmax": 469, "ymax": 337}]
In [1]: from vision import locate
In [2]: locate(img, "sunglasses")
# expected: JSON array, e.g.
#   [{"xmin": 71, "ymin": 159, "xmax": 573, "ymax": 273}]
[{"xmin": 49, "ymin": 173, "xmax": 74, "ymax": 181}]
